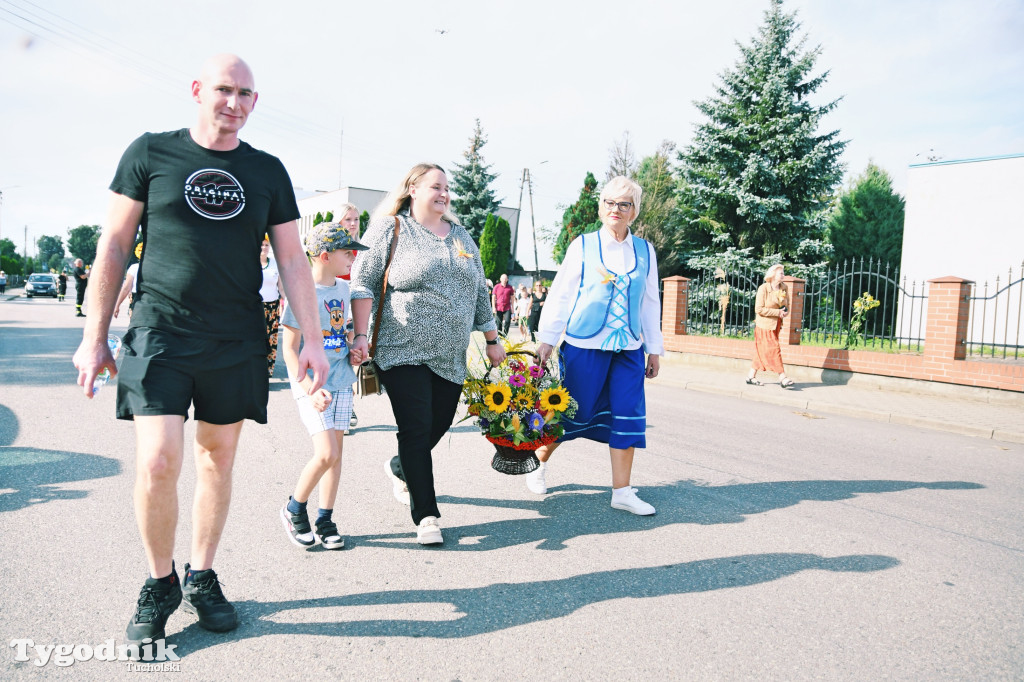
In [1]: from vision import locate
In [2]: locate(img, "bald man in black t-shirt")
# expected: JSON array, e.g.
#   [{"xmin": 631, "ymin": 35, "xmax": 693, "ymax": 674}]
[{"xmin": 73, "ymin": 54, "xmax": 328, "ymax": 645}]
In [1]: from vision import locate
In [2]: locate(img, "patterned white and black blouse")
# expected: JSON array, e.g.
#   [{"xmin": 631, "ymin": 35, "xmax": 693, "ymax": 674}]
[{"xmin": 350, "ymin": 211, "xmax": 497, "ymax": 385}]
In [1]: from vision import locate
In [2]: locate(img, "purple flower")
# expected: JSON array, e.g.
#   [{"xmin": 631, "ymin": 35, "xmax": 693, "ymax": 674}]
[
  {"xmin": 528, "ymin": 365, "xmax": 544, "ymax": 379},
  {"xmin": 509, "ymin": 373, "xmax": 527, "ymax": 387},
  {"xmin": 527, "ymin": 411, "xmax": 545, "ymax": 431},
  {"xmin": 479, "ymin": 418, "xmax": 490, "ymax": 429}
]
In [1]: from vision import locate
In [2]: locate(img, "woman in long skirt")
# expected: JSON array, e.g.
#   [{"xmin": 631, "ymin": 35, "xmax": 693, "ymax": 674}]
[{"xmin": 747, "ymin": 263, "xmax": 794, "ymax": 388}]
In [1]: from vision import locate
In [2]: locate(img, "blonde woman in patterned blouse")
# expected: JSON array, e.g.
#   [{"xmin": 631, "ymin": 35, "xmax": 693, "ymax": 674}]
[{"xmin": 350, "ymin": 163, "xmax": 505, "ymax": 545}]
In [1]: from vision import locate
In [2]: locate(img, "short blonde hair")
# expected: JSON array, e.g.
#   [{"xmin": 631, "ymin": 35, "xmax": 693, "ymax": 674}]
[
  {"xmin": 600, "ymin": 176, "xmax": 643, "ymax": 220},
  {"xmin": 764, "ymin": 264, "xmax": 785, "ymax": 282},
  {"xmin": 335, "ymin": 203, "xmax": 359, "ymax": 220},
  {"xmin": 372, "ymin": 163, "xmax": 457, "ymax": 224}
]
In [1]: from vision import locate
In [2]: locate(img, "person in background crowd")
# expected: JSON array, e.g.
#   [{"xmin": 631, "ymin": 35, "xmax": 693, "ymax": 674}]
[
  {"xmin": 747, "ymin": 263, "xmax": 794, "ymax": 388},
  {"xmin": 349, "ymin": 163, "xmax": 504, "ymax": 545},
  {"xmin": 527, "ymin": 281, "xmax": 546, "ymax": 342},
  {"xmin": 491, "ymin": 273, "xmax": 514, "ymax": 336},
  {"xmin": 527, "ymin": 176, "xmax": 663, "ymax": 516},
  {"xmin": 516, "ymin": 284, "xmax": 531, "ymax": 338},
  {"xmin": 259, "ymin": 236, "xmax": 284, "ymax": 377},
  {"xmin": 114, "ymin": 242, "xmax": 144, "ymax": 319},
  {"xmin": 57, "ymin": 270, "xmax": 68, "ymax": 301},
  {"xmin": 333, "ymin": 202, "xmax": 362, "ymax": 432},
  {"xmin": 73, "ymin": 258, "xmax": 88, "ymax": 317},
  {"xmin": 0, "ymin": 270, "xmax": 7, "ymax": 295}
]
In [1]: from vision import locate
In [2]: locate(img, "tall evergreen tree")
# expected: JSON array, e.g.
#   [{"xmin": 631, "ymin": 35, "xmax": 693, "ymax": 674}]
[
  {"xmin": 479, "ymin": 213, "xmax": 512, "ymax": 282},
  {"xmin": 677, "ymin": 0, "xmax": 846, "ymax": 258},
  {"xmin": 553, "ymin": 172, "xmax": 602, "ymax": 264},
  {"xmin": 827, "ymin": 162, "xmax": 905, "ymax": 268},
  {"xmin": 451, "ymin": 119, "xmax": 501, "ymax": 243},
  {"xmin": 632, "ymin": 141, "xmax": 684, "ymax": 277}
]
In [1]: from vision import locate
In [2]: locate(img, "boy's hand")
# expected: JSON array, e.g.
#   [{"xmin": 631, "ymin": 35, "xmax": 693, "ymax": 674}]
[{"xmin": 311, "ymin": 388, "xmax": 332, "ymax": 412}]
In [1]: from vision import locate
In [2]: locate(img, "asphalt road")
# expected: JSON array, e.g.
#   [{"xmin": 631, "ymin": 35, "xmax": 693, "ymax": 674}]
[{"xmin": 2, "ymin": 295, "xmax": 1022, "ymax": 680}]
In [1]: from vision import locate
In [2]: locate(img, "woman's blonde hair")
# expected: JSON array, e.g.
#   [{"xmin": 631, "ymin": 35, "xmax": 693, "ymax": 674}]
[
  {"xmin": 335, "ymin": 202, "xmax": 359, "ymax": 220},
  {"xmin": 372, "ymin": 163, "xmax": 457, "ymax": 223},
  {"xmin": 600, "ymin": 175, "xmax": 643, "ymax": 222},
  {"xmin": 764, "ymin": 264, "xmax": 785, "ymax": 282}
]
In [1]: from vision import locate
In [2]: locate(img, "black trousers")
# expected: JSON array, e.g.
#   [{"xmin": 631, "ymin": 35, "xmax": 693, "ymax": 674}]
[
  {"xmin": 528, "ymin": 312, "xmax": 542, "ymax": 341},
  {"xmin": 378, "ymin": 363, "xmax": 463, "ymax": 525},
  {"xmin": 75, "ymin": 285, "xmax": 86, "ymax": 308},
  {"xmin": 495, "ymin": 309, "xmax": 512, "ymax": 336}
]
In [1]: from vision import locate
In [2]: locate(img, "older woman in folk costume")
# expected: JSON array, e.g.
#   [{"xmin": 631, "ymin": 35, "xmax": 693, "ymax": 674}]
[{"xmin": 530, "ymin": 176, "xmax": 664, "ymax": 515}]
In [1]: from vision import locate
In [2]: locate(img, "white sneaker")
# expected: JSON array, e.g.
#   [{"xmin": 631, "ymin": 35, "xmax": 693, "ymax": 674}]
[
  {"xmin": 385, "ymin": 459, "xmax": 410, "ymax": 506},
  {"xmin": 525, "ymin": 462, "xmax": 548, "ymax": 495},
  {"xmin": 416, "ymin": 516, "xmax": 443, "ymax": 545},
  {"xmin": 610, "ymin": 487, "xmax": 656, "ymax": 516}
]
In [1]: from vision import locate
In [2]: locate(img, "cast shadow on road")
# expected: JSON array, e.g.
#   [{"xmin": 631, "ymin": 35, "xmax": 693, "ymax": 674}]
[
  {"xmin": 0, "ymin": 325, "xmax": 84, "ymax": 387},
  {"xmin": 169, "ymin": 551, "xmax": 899, "ymax": 655},
  {"xmin": 0, "ymin": 403, "xmax": 121, "ymax": 513},
  {"xmin": 353, "ymin": 478, "xmax": 985, "ymax": 552}
]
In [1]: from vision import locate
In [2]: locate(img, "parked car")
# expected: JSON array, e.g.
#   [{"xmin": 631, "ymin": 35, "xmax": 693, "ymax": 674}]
[{"xmin": 25, "ymin": 273, "xmax": 59, "ymax": 298}]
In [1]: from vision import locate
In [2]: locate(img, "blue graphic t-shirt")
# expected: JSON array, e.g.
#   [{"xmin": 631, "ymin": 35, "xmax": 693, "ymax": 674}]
[{"xmin": 281, "ymin": 279, "xmax": 356, "ymax": 395}]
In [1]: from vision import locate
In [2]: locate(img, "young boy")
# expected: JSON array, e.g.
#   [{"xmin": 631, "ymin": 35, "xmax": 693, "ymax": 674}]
[{"xmin": 280, "ymin": 222, "xmax": 368, "ymax": 550}]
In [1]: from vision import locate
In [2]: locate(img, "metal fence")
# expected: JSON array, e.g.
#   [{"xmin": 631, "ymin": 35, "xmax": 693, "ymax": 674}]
[
  {"xmin": 685, "ymin": 258, "xmax": 929, "ymax": 352},
  {"xmin": 966, "ymin": 262, "xmax": 1024, "ymax": 360}
]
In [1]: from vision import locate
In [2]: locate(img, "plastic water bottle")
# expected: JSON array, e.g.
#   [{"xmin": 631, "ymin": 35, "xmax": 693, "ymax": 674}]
[{"xmin": 92, "ymin": 334, "xmax": 122, "ymax": 394}]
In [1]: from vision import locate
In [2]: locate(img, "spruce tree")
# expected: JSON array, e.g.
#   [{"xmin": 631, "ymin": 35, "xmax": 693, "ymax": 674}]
[
  {"xmin": 677, "ymin": 0, "xmax": 846, "ymax": 258},
  {"xmin": 828, "ymin": 162, "xmax": 905, "ymax": 268},
  {"xmin": 451, "ymin": 119, "xmax": 501, "ymax": 243},
  {"xmin": 479, "ymin": 213, "xmax": 512, "ymax": 282},
  {"xmin": 553, "ymin": 172, "xmax": 602, "ymax": 264}
]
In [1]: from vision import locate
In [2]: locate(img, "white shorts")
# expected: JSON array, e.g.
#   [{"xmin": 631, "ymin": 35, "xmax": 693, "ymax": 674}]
[{"xmin": 294, "ymin": 387, "xmax": 354, "ymax": 435}]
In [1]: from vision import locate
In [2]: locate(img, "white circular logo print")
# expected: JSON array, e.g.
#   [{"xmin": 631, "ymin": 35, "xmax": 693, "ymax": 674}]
[{"xmin": 183, "ymin": 169, "xmax": 246, "ymax": 220}]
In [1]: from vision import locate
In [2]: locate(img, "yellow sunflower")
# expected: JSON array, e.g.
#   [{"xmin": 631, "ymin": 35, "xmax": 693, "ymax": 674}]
[
  {"xmin": 484, "ymin": 384, "xmax": 512, "ymax": 412},
  {"xmin": 539, "ymin": 386, "xmax": 570, "ymax": 413},
  {"xmin": 512, "ymin": 392, "xmax": 534, "ymax": 410}
]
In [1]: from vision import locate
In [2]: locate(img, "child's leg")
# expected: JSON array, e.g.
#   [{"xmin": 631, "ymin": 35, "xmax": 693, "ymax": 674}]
[
  {"xmin": 292, "ymin": 430, "xmax": 341, "ymax": 504},
  {"xmin": 316, "ymin": 429, "xmax": 344, "ymax": 511}
]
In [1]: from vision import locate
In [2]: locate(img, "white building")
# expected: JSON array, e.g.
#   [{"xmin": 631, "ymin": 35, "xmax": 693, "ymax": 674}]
[
  {"xmin": 901, "ymin": 153, "xmax": 1024, "ymax": 346},
  {"xmin": 902, "ymin": 153, "xmax": 1024, "ymax": 288},
  {"xmin": 296, "ymin": 187, "xmax": 521, "ymax": 257}
]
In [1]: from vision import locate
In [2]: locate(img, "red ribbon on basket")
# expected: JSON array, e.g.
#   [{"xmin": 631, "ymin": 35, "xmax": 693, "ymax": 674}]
[{"xmin": 485, "ymin": 432, "xmax": 559, "ymax": 451}]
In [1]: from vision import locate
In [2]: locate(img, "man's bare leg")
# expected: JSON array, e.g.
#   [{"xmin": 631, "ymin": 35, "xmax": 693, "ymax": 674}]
[
  {"xmin": 133, "ymin": 415, "xmax": 185, "ymax": 579},
  {"xmin": 190, "ymin": 420, "xmax": 244, "ymax": 571}
]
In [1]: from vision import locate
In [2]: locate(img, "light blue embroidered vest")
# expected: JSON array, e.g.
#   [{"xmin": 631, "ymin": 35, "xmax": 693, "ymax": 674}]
[{"xmin": 565, "ymin": 232, "xmax": 650, "ymax": 350}]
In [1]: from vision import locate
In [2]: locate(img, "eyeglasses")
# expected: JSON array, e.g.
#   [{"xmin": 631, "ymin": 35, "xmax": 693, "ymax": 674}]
[{"xmin": 602, "ymin": 199, "xmax": 634, "ymax": 213}]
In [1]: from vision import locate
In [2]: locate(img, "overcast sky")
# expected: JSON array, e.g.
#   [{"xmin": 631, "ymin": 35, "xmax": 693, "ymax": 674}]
[{"xmin": 1, "ymin": 0, "xmax": 1022, "ymax": 270}]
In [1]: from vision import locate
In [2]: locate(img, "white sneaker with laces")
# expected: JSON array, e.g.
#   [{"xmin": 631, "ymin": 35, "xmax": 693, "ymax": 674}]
[
  {"xmin": 385, "ymin": 459, "xmax": 411, "ymax": 506},
  {"xmin": 610, "ymin": 487, "xmax": 656, "ymax": 516},
  {"xmin": 525, "ymin": 462, "xmax": 548, "ymax": 495},
  {"xmin": 416, "ymin": 516, "xmax": 443, "ymax": 545}
]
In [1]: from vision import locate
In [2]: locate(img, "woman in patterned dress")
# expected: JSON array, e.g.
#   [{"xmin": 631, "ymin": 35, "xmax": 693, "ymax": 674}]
[
  {"xmin": 349, "ymin": 163, "xmax": 505, "ymax": 545},
  {"xmin": 260, "ymin": 237, "xmax": 284, "ymax": 378}
]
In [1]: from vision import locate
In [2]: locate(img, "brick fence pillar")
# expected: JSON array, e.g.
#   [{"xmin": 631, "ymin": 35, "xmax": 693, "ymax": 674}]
[
  {"xmin": 925, "ymin": 276, "xmax": 972, "ymax": 361},
  {"xmin": 661, "ymin": 276, "xmax": 689, "ymax": 337},
  {"xmin": 780, "ymin": 275, "xmax": 805, "ymax": 346}
]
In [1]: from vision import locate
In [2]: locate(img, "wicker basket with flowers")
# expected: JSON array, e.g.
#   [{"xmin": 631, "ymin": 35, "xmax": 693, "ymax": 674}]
[{"xmin": 462, "ymin": 344, "xmax": 578, "ymax": 475}]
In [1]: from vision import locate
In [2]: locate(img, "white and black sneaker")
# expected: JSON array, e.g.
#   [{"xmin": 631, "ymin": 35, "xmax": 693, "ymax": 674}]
[
  {"xmin": 280, "ymin": 505, "xmax": 315, "ymax": 547},
  {"xmin": 315, "ymin": 518, "xmax": 345, "ymax": 550}
]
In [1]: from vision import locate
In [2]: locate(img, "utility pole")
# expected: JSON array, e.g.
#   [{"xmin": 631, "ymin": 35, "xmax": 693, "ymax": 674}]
[
  {"xmin": 526, "ymin": 169, "xmax": 540, "ymax": 279},
  {"xmin": 512, "ymin": 169, "xmax": 527, "ymax": 274}
]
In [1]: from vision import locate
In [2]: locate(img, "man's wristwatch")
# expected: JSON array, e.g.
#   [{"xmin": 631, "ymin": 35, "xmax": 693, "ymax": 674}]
[{"xmin": 486, "ymin": 338, "xmax": 499, "ymax": 346}]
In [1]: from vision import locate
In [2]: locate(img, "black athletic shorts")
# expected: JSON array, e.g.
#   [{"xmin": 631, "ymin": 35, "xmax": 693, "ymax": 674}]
[{"xmin": 115, "ymin": 327, "xmax": 270, "ymax": 424}]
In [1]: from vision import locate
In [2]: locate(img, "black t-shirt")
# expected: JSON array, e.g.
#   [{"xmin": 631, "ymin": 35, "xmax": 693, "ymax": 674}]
[
  {"xmin": 109, "ymin": 129, "xmax": 299, "ymax": 340},
  {"xmin": 74, "ymin": 266, "xmax": 88, "ymax": 290}
]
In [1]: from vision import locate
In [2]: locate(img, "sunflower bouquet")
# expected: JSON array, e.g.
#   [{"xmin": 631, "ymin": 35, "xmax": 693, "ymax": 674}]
[{"xmin": 462, "ymin": 344, "xmax": 577, "ymax": 475}]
